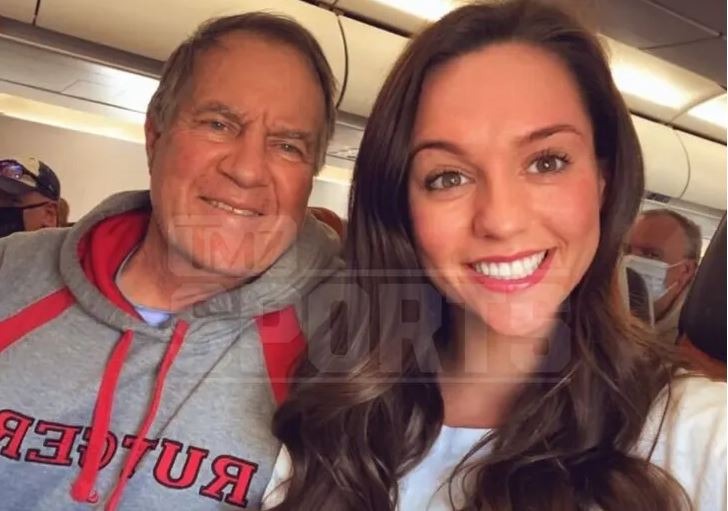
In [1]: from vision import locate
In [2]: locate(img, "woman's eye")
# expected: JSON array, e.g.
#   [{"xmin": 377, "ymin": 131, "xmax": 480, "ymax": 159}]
[
  {"xmin": 426, "ymin": 170, "xmax": 470, "ymax": 190},
  {"xmin": 527, "ymin": 153, "xmax": 570, "ymax": 174}
]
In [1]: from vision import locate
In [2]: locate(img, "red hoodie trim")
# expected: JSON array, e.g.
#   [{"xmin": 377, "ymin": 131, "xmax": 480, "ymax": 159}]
[
  {"xmin": 78, "ymin": 209, "xmax": 150, "ymax": 317},
  {"xmin": 0, "ymin": 288, "xmax": 75, "ymax": 353},
  {"xmin": 256, "ymin": 306, "xmax": 307, "ymax": 404},
  {"xmin": 0, "ymin": 210, "xmax": 148, "ymax": 354}
]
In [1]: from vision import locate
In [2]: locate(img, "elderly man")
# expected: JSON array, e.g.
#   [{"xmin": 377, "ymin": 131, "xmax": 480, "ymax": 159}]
[
  {"xmin": 625, "ymin": 209, "xmax": 702, "ymax": 344},
  {"xmin": 0, "ymin": 12, "xmax": 339, "ymax": 511},
  {"xmin": 0, "ymin": 157, "xmax": 61, "ymax": 237}
]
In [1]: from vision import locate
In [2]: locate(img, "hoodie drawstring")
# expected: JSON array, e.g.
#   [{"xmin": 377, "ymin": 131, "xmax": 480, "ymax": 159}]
[
  {"xmin": 70, "ymin": 329, "xmax": 135, "ymax": 504},
  {"xmin": 70, "ymin": 320, "xmax": 189, "ymax": 510}
]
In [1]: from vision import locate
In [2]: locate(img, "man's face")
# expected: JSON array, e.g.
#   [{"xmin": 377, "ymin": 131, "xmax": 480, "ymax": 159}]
[
  {"xmin": 146, "ymin": 32, "xmax": 325, "ymax": 280},
  {"xmin": 0, "ymin": 190, "xmax": 58, "ymax": 232},
  {"xmin": 627, "ymin": 214, "xmax": 697, "ymax": 314}
]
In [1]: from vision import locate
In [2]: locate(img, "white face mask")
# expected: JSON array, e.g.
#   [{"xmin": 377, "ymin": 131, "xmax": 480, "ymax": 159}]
[{"xmin": 624, "ymin": 255, "xmax": 683, "ymax": 302}]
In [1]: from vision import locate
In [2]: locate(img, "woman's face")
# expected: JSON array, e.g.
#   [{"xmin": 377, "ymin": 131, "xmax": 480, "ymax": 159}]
[{"xmin": 408, "ymin": 42, "xmax": 604, "ymax": 339}]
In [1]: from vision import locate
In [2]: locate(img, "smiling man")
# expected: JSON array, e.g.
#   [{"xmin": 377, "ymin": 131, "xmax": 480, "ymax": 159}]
[{"xmin": 0, "ymin": 13, "xmax": 339, "ymax": 511}]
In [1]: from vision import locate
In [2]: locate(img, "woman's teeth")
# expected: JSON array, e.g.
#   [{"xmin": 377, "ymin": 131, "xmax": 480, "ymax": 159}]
[{"xmin": 472, "ymin": 251, "xmax": 547, "ymax": 280}]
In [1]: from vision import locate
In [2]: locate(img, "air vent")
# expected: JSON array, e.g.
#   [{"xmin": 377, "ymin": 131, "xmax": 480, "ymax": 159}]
[
  {"xmin": 327, "ymin": 147, "xmax": 359, "ymax": 161},
  {"xmin": 645, "ymin": 191, "xmax": 672, "ymax": 203}
]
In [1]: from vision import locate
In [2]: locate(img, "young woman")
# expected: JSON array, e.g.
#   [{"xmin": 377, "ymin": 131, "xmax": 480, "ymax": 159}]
[{"xmin": 266, "ymin": 1, "xmax": 726, "ymax": 509}]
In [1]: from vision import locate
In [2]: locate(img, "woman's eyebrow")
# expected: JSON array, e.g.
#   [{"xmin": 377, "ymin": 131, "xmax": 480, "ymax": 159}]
[
  {"xmin": 409, "ymin": 140, "xmax": 466, "ymax": 160},
  {"xmin": 516, "ymin": 123, "xmax": 585, "ymax": 146}
]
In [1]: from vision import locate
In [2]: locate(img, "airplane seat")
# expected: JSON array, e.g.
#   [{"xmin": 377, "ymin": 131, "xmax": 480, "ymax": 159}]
[
  {"xmin": 309, "ymin": 206, "xmax": 345, "ymax": 240},
  {"xmin": 678, "ymin": 214, "xmax": 726, "ymax": 378},
  {"xmin": 617, "ymin": 257, "xmax": 654, "ymax": 325},
  {"xmin": 626, "ymin": 267, "xmax": 653, "ymax": 325}
]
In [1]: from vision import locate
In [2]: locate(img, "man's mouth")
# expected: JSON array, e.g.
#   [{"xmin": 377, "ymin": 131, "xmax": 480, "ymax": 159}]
[{"xmin": 203, "ymin": 198, "xmax": 262, "ymax": 217}]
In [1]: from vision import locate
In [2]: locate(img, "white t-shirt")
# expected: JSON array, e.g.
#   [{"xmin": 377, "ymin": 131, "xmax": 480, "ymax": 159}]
[{"xmin": 264, "ymin": 376, "xmax": 726, "ymax": 510}]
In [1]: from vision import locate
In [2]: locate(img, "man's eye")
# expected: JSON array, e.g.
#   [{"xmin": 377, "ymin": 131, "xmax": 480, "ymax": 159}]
[
  {"xmin": 274, "ymin": 141, "xmax": 307, "ymax": 162},
  {"xmin": 425, "ymin": 170, "xmax": 471, "ymax": 190},
  {"xmin": 279, "ymin": 143, "xmax": 303, "ymax": 155},
  {"xmin": 208, "ymin": 120, "xmax": 228, "ymax": 131}
]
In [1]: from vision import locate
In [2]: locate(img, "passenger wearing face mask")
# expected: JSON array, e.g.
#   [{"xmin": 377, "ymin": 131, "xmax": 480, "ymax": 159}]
[
  {"xmin": 625, "ymin": 209, "xmax": 702, "ymax": 344},
  {"xmin": 0, "ymin": 158, "xmax": 61, "ymax": 238}
]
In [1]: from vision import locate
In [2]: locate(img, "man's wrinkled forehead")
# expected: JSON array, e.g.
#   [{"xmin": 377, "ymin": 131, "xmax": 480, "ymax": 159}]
[{"xmin": 631, "ymin": 214, "xmax": 689, "ymax": 256}]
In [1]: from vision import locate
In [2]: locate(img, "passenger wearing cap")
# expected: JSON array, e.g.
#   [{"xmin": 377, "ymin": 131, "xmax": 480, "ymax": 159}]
[{"xmin": 0, "ymin": 157, "xmax": 61, "ymax": 237}]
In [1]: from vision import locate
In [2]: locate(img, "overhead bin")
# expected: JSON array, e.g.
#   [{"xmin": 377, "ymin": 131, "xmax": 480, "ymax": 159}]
[
  {"xmin": 604, "ymin": 37, "xmax": 723, "ymax": 125},
  {"xmin": 337, "ymin": 16, "xmax": 408, "ymax": 117},
  {"xmin": 0, "ymin": 0, "xmax": 36, "ymax": 23},
  {"xmin": 35, "ymin": 0, "xmax": 346, "ymax": 102},
  {"xmin": 672, "ymin": 94, "xmax": 727, "ymax": 144},
  {"xmin": 334, "ymin": 0, "xmax": 429, "ymax": 34},
  {"xmin": 631, "ymin": 115, "xmax": 689, "ymax": 198},
  {"xmin": 676, "ymin": 131, "xmax": 727, "ymax": 210}
]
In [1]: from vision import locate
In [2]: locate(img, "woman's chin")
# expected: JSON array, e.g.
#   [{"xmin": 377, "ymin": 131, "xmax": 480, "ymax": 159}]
[
  {"xmin": 473, "ymin": 302, "xmax": 562, "ymax": 341},
  {"xmin": 486, "ymin": 318, "xmax": 554, "ymax": 340}
]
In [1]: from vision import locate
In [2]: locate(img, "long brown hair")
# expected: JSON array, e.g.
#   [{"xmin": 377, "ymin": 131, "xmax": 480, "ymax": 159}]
[{"xmin": 272, "ymin": 1, "xmax": 688, "ymax": 509}]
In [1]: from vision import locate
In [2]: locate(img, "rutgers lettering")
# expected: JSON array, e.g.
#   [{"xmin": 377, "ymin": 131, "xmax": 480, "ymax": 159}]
[
  {"xmin": 0, "ymin": 409, "xmax": 260, "ymax": 508},
  {"xmin": 76, "ymin": 427, "xmax": 118, "ymax": 469},
  {"xmin": 0, "ymin": 409, "xmax": 34, "ymax": 460},
  {"xmin": 155, "ymin": 439, "xmax": 210, "ymax": 489},
  {"xmin": 199, "ymin": 455, "xmax": 259, "ymax": 508},
  {"xmin": 26, "ymin": 421, "xmax": 83, "ymax": 466},
  {"xmin": 120, "ymin": 434, "xmax": 160, "ymax": 476}
]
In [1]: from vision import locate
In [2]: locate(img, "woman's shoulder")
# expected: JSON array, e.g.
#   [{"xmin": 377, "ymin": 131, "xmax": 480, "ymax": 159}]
[
  {"xmin": 650, "ymin": 373, "xmax": 725, "ymax": 440},
  {"xmin": 638, "ymin": 373, "xmax": 724, "ymax": 437},
  {"xmin": 262, "ymin": 446, "xmax": 292, "ymax": 509},
  {"xmin": 637, "ymin": 374, "xmax": 726, "ymax": 511}
]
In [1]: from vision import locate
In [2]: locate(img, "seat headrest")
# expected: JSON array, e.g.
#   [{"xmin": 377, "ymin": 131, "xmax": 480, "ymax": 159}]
[{"xmin": 679, "ymin": 215, "xmax": 726, "ymax": 363}]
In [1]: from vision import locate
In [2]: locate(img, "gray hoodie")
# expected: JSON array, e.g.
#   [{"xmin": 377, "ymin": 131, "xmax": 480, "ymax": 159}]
[{"xmin": 0, "ymin": 191, "xmax": 342, "ymax": 510}]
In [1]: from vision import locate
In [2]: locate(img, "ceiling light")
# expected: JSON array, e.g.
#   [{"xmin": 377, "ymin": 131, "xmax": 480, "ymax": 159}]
[
  {"xmin": 685, "ymin": 95, "xmax": 727, "ymax": 129},
  {"xmin": 0, "ymin": 93, "xmax": 144, "ymax": 143},
  {"xmin": 370, "ymin": 0, "xmax": 458, "ymax": 21},
  {"xmin": 610, "ymin": 62, "xmax": 689, "ymax": 109},
  {"xmin": 603, "ymin": 37, "xmax": 720, "ymax": 115}
]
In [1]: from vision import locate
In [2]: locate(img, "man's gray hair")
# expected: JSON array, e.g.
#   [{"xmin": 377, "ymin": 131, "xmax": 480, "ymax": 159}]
[
  {"xmin": 641, "ymin": 208, "xmax": 703, "ymax": 261},
  {"xmin": 147, "ymin": 12, "xmax": 337, "ymax": 170}
]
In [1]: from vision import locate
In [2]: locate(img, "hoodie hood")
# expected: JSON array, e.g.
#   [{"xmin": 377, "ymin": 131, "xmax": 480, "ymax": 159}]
[
  {"xmin": 59, "ymin": 190, "xmax": 342, "ymax": 336},
  {"xmin": 0, "ymin": 189, "xmax": 341, "ymax": 510}
]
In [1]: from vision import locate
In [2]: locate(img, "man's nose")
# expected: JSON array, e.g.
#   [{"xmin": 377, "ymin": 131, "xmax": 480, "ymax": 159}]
[{"xmin": 218, "ymin": 128, "xmax": 271, "ymax": 188}]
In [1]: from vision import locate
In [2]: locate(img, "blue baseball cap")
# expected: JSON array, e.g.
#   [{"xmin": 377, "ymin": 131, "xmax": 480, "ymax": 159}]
[{"xmin": 0, "ymin": 157, "xmax": 61, "ymax": 201}]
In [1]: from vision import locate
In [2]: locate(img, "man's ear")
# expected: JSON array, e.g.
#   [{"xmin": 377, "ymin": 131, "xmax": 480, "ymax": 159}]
[
  {"xmin": 145, "ymin": 116, "xmax": 162, "ymax": 171},
  {"xmin": 674, "ymin": 259, "xmax": 698, "ymax": 295},
  {"xmin": 685, "ymin": 259, "xmax": 699, "ymax": 282},
  {"xmin": 45, "ymin": 202, "xmax": 59, "ymax": 228}
]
